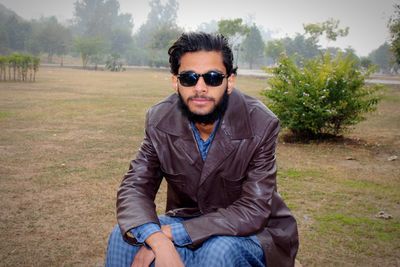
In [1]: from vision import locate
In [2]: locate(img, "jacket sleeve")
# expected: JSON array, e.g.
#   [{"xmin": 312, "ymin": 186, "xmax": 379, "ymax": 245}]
[
  {"xmin": 116, "ymin": 112, "xmax": 163, "ymax": 245},
  {"xmin": 183, "ymin": 117, "xmax": 280, "ymax": 247}
]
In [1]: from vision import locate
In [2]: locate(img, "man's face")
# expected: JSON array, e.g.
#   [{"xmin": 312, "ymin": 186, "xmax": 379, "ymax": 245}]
[{"xmin": 172, "ymin": 51, "xmax": 235, "ymax": 117}]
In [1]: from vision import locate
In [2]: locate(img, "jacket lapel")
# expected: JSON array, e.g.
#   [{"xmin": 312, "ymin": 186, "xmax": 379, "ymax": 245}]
[
  {"xmin": 199, "ymin": 90, "xmax": 253, "ymax": 186},
  {"xmin": 156, "ymin": 94, "xmax": 203, "ymax": 171},
  {"xmin": 198, "ymin": 125, "xmax": 236, "ymax": 186},
  {"xmin": 173, "ymin": 137, "xmax": 203, "ymax": 171}
]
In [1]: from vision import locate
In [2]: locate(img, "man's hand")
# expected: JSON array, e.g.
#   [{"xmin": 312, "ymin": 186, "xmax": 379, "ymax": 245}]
[
  {"xmin": 146, "ymin": 232, "xmax": 184, "ymax": 267},
  {"xmin": 160, "ymin": 225, "xmax": 172, "ymax": 240},
  {"xmin": 131, "ymin": 246, "xmax": 155, "ymax": 267}
]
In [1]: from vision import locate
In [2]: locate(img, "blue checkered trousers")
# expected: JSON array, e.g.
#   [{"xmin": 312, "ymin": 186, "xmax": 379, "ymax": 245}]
[{"xmin": 105, "ymin": 215, "xmax": 266, "ymax": 267}]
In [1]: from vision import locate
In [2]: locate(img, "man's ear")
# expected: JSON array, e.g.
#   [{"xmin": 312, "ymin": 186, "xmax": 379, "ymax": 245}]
[
  {"xmin": 227, "ymin": 74, "xmax": 236, "ymax": 94},
  {"xmin": 171, "ymin": 75, "xmax": 178, "ymax": 92}
]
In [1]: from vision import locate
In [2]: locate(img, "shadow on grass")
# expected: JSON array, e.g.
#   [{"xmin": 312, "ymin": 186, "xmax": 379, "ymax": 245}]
[{"xmin": 280, "ymin": 130, "xmax": 367, "ymax": 146}]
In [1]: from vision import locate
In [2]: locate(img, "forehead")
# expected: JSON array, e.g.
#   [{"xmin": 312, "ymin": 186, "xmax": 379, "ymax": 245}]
[{"xmin": 179, "ymin": 51, "xmax": 226, "ymax": 73}]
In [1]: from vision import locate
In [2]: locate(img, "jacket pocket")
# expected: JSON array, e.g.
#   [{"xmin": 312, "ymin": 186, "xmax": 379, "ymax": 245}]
[
  {"xmin": 222, "ymin": 175, "xmax": 244, "ymax": 188},
  {"xmin": 161, "ymin": 170, "xmax": 187, "ymax": 193},
  {"xmin": 163, "ymin": 172, "xmax": 184, "ymax": 183},
  {"xmin": 221, "ymin": 175, "xmax": 244, "ymax": 200}
]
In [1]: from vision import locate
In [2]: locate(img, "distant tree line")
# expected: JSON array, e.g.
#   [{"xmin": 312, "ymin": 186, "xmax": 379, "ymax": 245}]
[
  {"xmin": 388, "ymin": 4, "xmax": 400, "ymax": 68},
  {"xmin": 265, "ymin": 18, "xmax": 396, "ymax": 74},
  {"xmin": 0, "ymin": 53, "xmax": 40, "ymax": 82},
  {"xmin": 0, "ymin": 1, "xmax": 396, "ymax": 73},
  {"xmin": 0, "ymin": 6, "xmax": 71, "ymax": 63}
]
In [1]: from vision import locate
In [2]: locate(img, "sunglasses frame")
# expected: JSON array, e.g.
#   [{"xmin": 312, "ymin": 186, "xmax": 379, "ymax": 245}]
[{"xmin": 177, "ymin": 71, "xmax": 227, "ymax": 87}]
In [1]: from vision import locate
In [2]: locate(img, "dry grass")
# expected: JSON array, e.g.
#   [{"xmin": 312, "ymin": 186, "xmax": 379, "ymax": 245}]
[{"xmin": 0, "ymin": 67, "xmax": 399, "ymax": 266}]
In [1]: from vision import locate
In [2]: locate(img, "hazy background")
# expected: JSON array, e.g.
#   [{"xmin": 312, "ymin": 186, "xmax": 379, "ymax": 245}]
[{"xmin": 0, "ymin": 0, "xmax": 395, "ymax": 56}]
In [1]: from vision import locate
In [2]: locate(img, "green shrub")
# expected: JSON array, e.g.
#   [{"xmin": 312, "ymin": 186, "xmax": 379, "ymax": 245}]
[
  {"xmin": 105, "ymin": 53, "xmax": 125, "ymax": 72},
  {"xmin": 0, "ymin": 53, "xmax": 40, "ymax": 82},
  {"xmin": 262, "ymin": 53, "xmax": 382, "ymax": 138}
]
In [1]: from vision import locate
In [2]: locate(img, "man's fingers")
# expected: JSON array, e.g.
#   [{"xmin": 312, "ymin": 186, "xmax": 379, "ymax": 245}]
[{"xmin": 132, "ymin": 246, "xmax": 155, "ymax": 267}]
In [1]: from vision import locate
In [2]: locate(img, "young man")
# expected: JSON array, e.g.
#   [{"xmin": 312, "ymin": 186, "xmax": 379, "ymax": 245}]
[{"xmin": 106, "ymin": 32, "xmax": 299, "ymax": 267}]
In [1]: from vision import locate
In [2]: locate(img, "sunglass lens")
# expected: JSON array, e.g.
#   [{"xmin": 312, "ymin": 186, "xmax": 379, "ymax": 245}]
[
  {"xmin": 203, "ymin": 72, "xmax": 224, "ymax": 86},
  {"xmin": 179, "ymin": 72, "xmax": 198, "ymax": 87}
]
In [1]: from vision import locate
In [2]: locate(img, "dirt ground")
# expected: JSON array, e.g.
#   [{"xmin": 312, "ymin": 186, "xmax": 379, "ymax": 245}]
[{"xmin": 0, "ymin": 67, "xmax": 399, "ymax": 266}]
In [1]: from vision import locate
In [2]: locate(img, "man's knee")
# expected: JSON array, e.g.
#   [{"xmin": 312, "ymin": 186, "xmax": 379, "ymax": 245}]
[
  {"xmin": 108, "ymin": 225, "xmax": 123, "ymax": 246},
  {"xmin": 204, "ymin": 236, "xmax": 242, "ymax": 257},
  {"xmin": 106, "ymin": 225, "xmax": 141, "ymax": 267},
  {"xmin": 201, "ymin": 236, "xmax": 265, "ymax": 267}
]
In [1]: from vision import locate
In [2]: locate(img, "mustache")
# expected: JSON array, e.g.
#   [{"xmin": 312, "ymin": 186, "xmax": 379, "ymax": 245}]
[{"xmin": 187, "ymin": 95, "xmax": 215, "ymax": 101}]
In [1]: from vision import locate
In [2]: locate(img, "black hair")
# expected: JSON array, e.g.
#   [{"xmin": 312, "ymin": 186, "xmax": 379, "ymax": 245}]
[{"xmin": 168, "ymin": 32, "xmax": 237, "ymax": 76}]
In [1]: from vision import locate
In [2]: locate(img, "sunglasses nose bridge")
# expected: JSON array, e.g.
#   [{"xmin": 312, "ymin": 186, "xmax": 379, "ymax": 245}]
[{"xmin": 194, "ymin": 75, "xmax": 208, "ymax": 92}]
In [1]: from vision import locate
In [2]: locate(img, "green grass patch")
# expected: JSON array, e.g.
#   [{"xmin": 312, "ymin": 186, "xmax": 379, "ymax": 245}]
[
  {"xmin": 279, "ymin": 168, "xmax": 323, "ymax": 179},
  {"xmin": 316, "ymin": 213, "xmax": 400, "ymax": 243},
  {"xmin": 342, "ymin": 179, "xmax": 400, "ymax": 203},
  {"xmin": 343, "ymin": 179, "xmax": 380, "ymax": 190},
  {"xmin": 0, "ymin": 111, "xmax": 12, "ymax": 120},
  {"xmin": 380, "ymin": 87, "xmax": 400, "ymax": 103}
]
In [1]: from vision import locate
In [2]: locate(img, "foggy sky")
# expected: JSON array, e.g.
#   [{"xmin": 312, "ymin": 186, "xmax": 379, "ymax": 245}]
[{"xmin": 0, "ymin": 0, "xmax": 395, "ymax": 56}]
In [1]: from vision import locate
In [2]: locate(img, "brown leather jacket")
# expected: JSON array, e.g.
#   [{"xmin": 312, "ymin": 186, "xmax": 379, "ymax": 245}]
[{"xmin": 117, "ymin": 89, "xmax": 299, "ymax": 267}]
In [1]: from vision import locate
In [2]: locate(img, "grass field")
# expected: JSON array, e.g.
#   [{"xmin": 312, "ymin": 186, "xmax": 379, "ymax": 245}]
[{"xmin": 0, "ymin": 67, "xmax": 399, "ymax": 266}]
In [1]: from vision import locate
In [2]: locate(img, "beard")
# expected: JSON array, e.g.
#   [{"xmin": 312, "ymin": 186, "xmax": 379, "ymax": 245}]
[{"xmin": 178, "ymin": 89, "xmax": 230, "ymax": 124}]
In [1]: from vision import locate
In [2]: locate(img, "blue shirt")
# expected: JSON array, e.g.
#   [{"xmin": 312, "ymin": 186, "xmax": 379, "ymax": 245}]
[
  {"xmin": 131, "ymin": 120, "xmax": 220, "ymax": 246},
  {"xmin": 190, "ymin": 120, "xmax": 220, "ymax": 161},
  {"xmin": 131, "ymin": 221, "xmax": 192, "ymax": 246}
]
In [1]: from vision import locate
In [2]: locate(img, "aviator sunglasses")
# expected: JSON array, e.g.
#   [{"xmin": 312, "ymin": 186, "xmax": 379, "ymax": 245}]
[{"xmin": 177, "ymin": 71, "xmax": 227, "ymax": 87}]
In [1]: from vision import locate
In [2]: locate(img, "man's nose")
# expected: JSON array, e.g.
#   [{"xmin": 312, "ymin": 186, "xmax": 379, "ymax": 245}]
[{"xmin": 194, "ymin": 76, "xmax": 208, "ymax": 93}]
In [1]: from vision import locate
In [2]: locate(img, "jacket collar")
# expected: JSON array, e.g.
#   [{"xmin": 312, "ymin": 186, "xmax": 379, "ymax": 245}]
[{"xmin": 155, "ymin": 89, "xmax": 253, "ymax": 140}]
